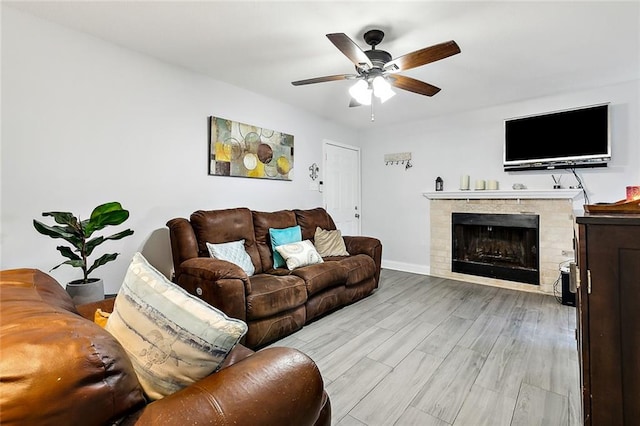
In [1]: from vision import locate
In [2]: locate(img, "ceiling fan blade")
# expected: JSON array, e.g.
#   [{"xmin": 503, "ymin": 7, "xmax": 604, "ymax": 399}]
[
  {"xmin": 390, "ymin": 75, "xmax": 441, "ymax": 96},
  {"xmin": 291, "ymin": 74, "xmax": 355, "ymax": 86},
  {"xmin": 384, "ymin": 40, "xmax": 460, "ymax": 73},
  {"xmin": 326, "ymin": 33, "xmax": 373, "ymax": 70}
]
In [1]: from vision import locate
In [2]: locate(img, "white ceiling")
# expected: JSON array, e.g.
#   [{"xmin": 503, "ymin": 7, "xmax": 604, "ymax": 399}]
[{"xmin": 6, "ymin": 1, "xmax": 640, "ymax": 129}]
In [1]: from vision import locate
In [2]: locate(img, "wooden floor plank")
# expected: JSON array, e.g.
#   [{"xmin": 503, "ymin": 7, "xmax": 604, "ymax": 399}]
[
  {"xmin": 350, "ymin": 350, "xmax": 443, "ymax": 425},
  {"xmin": 326, "ymin": 357, "xmax": 392, "ymax": 423},
  {"xmin": 393, "ymin": 406, "xmax": 451, "ymax": 426},
  {"xmin": 410, "ymin": 346, "xmax": 486, "ymax": 423},
  {"xmin": 416, "ymin": 315, "xmax": 474, "ymax": 358},
  {"xmin": 453, "ymin": 384, "xmax": 517, "ymax": 426},
  {"xmin": 367, "ymin": 318, "xmax": 436, "ymax": 367},
  {"xmin": 317, "ymin": 325, "xmax": 395, "ymax": 382},
  {"xmin": 511, "ymin": 383, "xmax": 569, "ymax": 426}
]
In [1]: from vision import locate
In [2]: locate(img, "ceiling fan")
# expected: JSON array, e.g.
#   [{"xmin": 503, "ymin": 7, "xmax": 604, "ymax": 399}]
[{"xmin": 291, "ymin": 29, "xmax": 461, "ymax": 108}]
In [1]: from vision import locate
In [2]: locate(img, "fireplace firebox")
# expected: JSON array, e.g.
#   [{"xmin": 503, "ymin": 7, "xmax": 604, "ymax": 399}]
[{"xmin": 452, "ymin": 213, "xmax": 540, "ymax": 285}]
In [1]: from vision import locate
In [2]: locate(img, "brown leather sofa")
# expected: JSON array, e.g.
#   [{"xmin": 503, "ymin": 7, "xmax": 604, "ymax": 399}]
[
  {"xmin": 167, "ymin": 207, "xmax": 382, "ymax": 348},
  {"xmin": 0, "ymin": 268, "xmax": 331, "ymax": 426}
]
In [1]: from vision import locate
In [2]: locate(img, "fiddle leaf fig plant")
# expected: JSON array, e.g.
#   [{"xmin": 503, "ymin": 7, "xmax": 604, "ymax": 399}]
[{"xmin": 33, "ymin": 202, "xmax": 134, "ymax": 284}]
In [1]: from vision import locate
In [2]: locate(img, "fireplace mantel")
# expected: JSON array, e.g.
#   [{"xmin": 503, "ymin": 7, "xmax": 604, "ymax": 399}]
[{"xmin": 423, "ymin": 189, "xmax": 582, "ymax": 201}]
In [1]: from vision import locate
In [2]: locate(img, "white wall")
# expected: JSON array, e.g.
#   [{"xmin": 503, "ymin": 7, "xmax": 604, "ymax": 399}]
[
  {"xmin": 360, "ymin": 79, "xmax": 640, "ymax": 274},
  {"xmin": 1, "ymin": 7, "xmax": 357, "ymax": 292}
]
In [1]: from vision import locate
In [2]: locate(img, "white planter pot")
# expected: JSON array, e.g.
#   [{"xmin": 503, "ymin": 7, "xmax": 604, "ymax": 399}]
[{"xmin": 66, "ymin": 278, "xmax": 104, "ymax": 305}]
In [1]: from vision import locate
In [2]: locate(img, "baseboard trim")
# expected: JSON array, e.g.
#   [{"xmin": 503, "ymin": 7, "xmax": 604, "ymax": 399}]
[{"xmin": 382, "ymin": 260, "xmax": 430, "ymax": 276}]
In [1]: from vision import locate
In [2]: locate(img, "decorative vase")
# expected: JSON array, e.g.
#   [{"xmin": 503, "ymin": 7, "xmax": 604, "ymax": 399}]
[{"xmin": 66, "ymin": 278, "xmax": 104, "ymax": 305}]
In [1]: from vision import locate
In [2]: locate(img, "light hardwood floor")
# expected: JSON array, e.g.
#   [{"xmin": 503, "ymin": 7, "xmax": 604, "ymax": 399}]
[{"xmin": 269, "ymin": 269, "xmax": 581, "ymax": 426}]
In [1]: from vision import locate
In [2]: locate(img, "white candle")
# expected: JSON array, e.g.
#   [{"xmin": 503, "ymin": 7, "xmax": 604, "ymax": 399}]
[
  {"xmin": 475, "ymin": 180, "xmax": 486, "ymax": 190},
  {"xmin": 487, "ymin": 180, "xmax": 499, "ymax": 190},
  {"xmin": 460, "ymin": 175, "xmax": 470, "ymax": 190}
]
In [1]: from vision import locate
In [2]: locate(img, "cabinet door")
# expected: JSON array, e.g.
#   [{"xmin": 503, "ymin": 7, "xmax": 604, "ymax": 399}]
[{"xmin": 585, "ymin": 224, "xmax": 640, "ymax": 425}]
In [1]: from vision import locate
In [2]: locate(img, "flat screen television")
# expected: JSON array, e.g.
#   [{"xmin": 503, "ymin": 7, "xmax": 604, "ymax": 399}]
[{"xmin": 503, "ymin": 103, "xmax": 610, "ymax": 171}]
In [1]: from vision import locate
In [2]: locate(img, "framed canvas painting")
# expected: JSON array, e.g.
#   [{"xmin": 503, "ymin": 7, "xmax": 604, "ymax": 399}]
[{"xmin": 208, "ymin": 116, "xmax": 294, "ymax": 181}]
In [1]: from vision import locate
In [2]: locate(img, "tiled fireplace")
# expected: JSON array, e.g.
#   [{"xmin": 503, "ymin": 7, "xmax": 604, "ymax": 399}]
[{"xmin": 424, "ymin": 190, "xmax": 580, "ymax": 294}]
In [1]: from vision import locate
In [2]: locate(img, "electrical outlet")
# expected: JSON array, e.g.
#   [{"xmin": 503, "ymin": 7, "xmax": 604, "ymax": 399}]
[{"xmin": 562, "ymin": 250, "xmax": 575, "ymax": 257}]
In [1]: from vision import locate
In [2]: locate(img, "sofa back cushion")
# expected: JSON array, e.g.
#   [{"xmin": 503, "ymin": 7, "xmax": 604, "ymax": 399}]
[
  {"xmin": 294, "ymin": 208, "xmax": 338, "ymax": 241},
  {"xmin": 0, "ymin": 269, "xmax": 145, "ymax": 425},
  {"xmin": 191, "ymin": 208, "xmax": 262, "ymax": 274},
  {"xmin": 252, "ymin": 210, "xmax": 298, "ymax": 271}
]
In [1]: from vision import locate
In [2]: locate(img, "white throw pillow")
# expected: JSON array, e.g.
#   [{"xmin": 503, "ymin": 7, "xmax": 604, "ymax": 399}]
[
  {"xmin": 206, "ymin": 239, "xmax": 255, "ymax": 276},
  {"xmin": 275, "ymin": 240, "xmax": 324, "ymax": 270},
  {"xmin": 105, "ymin": 252, "xmax": 248, "ymax": 400}
]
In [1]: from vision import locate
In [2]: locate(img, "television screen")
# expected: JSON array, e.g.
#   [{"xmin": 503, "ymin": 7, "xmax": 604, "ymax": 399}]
[{"xmin": 504, "ymin": 104, "xmax": 610, "ymax": 171}]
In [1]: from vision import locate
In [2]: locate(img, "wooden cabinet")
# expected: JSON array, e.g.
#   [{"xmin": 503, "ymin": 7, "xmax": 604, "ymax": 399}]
[{"xmin": 576, "ymin": 215, "xmax": 640, "ymax": 425}]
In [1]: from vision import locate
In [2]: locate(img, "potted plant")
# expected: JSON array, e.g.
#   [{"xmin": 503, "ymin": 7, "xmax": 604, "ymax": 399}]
[{"xmin": 33, "ymin": 201, "xmax": 134, "ymax": 304}]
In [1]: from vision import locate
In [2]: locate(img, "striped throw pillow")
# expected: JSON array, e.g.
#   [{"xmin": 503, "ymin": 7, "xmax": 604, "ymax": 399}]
[{"xmin": 105, "ymin": 252, "xmax": 247, "ymax": 400}]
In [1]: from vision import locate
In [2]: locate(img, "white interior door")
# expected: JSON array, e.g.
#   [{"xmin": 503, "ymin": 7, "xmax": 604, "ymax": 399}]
[{"xmin": 323, "ymin": 141, "xmax": 361, "ymax": 236}]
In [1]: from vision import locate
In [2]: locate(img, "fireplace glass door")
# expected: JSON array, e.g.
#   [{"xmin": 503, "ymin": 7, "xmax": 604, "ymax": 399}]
[{"xmin": 452, "ymin": 213, "xmax": 540, "ymax": 285}]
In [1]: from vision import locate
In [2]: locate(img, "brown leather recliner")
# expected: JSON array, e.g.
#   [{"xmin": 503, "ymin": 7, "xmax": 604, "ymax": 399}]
[
  {"xmin": 0, "ymin": 268, "xmax": 331, "ymax": 426},
  {"xmin": 167, "ymin": 207, "xmax": 383, "ymax": 348}
]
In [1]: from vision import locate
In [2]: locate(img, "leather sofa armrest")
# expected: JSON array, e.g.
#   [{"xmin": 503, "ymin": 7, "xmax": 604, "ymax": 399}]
[
  {"xmin": 343, "ymin": 235, "xmax": 381, "ymax": 255},
  {"xmin": 128, "ymin": 347, "xmax": 327, "ymax": 426},
  {"xmin": 343, "ymin": 236, "xmax": 383, "ymax": 285},
  {"xmin": 176, "ymin": 257, "xmax": 251, "ymax": 322}
]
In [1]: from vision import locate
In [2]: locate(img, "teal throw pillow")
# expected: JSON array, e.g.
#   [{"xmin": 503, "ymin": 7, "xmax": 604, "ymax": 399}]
[{"xmin": 269, "ymin": 225, "xmax": 302, "ymax": 268}]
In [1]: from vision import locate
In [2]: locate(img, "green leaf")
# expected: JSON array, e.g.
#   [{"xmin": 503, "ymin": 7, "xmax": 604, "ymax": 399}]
[
  {"xmin": 104, "ymin": 229, "xmax": 134, "ymax": 241},
  {"xmin": 84, "ymin": 202, "xmax": 130, "ymax": 236},
  {"xmin": 87, "ymin": 253, "xmax": 119, "ymax": 276},
  {"xmin": 84, "ymin": 229, "xmax": 133, "ymax": 257},
  {"xmin": 85, "ymin": 236, "xmax": 105, "ymax": 257},
  {"xmin": 33, "ymin": 220, "xmax": 82, "ymax": 248},
  {"xmin": 42, "ymin": 211, "xmax": 79, "ymax": 228},
  {"xmin": 50, "ymin": 259, "xmax": 84, "ymax": 272},
  {"xmin": 56, "ymin": 246, "xmax": 82, "ymax": 262}
]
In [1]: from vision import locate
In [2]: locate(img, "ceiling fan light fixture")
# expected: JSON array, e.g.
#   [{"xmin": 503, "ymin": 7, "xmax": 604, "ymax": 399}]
[
  {"xmin": 349, "ymin": 79, "xmax": 372, "ymax": 105},
  {"xmin": 372, "ymin": 76, "xmax": 395, "ymax": 103}
]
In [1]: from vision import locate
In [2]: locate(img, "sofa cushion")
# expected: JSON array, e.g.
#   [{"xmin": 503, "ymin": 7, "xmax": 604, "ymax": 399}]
[
  {"xmin": 314, "ymin": 227, "xmax": 350, "ymax": 257},
  {"xmin": 106, "ymin": 253, "xmax": 248, "ymax": 400},
  {"xmin": 252, "ymin": 210, "xmax": 298, "ymax": 271},
  {"xmin": 191, "ymin": 208, "xmax": 262, "ymax": 273},
  {"xmin": 294, "ymin": 208, "xmax": 337, "ymax": 241},
  {"xmin": 306, "ymin": 285, "xmax": 346, "ymax": 321},
  {"xmin": 276, "ymin": 240, "xmax": 324, "ymax": 270},
  {"xmin": 269, "ymin": 225, "xmax": 302, "ymax": 268},
  {"xmin": 207, "ymin": 239, "xmax": 255, "ymax": 276},
  {"xmin": 291, "ymin": 261, "xmax": 348, "ymax": 296},
  {"xmin": 246, "ymin": 274, "xmax": 307, "ymax": 320},
  {"xmin": 244, "ymin": 305, "xmax": 307, "ymax": 348},
  {"xmin": 331, "ymin": 254, "xmax": 377, "ymax": 286}
]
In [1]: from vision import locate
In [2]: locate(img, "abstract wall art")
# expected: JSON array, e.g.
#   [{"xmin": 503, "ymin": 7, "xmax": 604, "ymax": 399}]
[{"xmin": 208, "ymin": 116, "xmax": 294, "ymax": 181}]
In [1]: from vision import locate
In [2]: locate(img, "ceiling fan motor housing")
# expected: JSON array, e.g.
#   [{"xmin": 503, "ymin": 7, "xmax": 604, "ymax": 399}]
[{"xmin": 364, "ymin": 49, "xmax": 392, "ymax": 70}]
